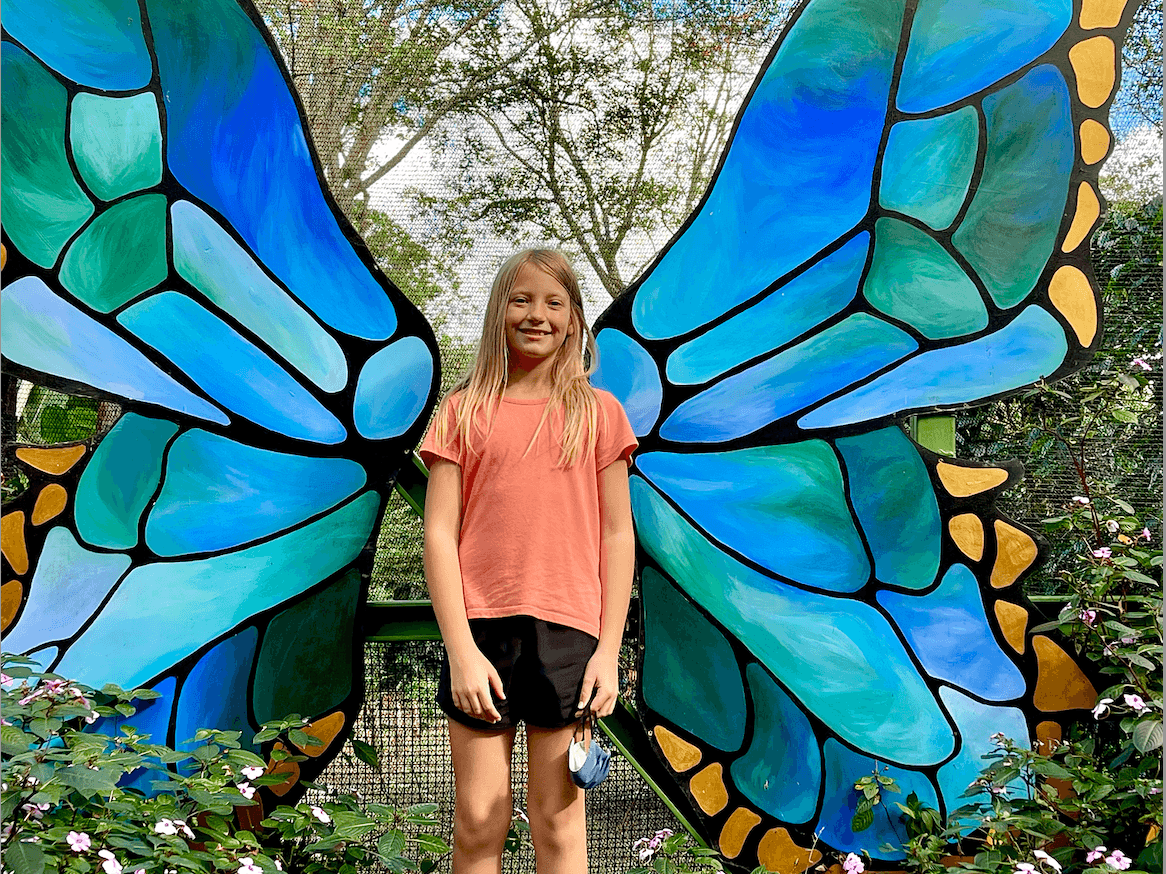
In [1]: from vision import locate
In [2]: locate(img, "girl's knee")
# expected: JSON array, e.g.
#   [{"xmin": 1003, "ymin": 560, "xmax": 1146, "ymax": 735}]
[
  {"xmin": 454, "ymin": 790, "xmax": 513, "ymax": 854},
  {"xmin": 527, "ymin": 794, "xmax": 585, "ymax": 853}
]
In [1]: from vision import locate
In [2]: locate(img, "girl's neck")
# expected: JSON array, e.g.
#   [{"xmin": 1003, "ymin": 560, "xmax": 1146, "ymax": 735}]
[{"xmin": 505, "ymin": 359, "xmax": 556, "ymax": 399}]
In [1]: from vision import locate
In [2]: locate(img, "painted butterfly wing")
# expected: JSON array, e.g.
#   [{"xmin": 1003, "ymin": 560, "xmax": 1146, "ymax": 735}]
[
  {"xmin": 592, "ymin": 0, "xmax": 1129, "ymax": 867},
  {"xmin": 1, "ymin": 0, "xmax": 439, "ymax": 794}
]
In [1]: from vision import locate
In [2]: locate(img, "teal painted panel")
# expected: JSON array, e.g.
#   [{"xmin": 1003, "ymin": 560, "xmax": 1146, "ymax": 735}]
[
  {"xmin": 252, "ymin": 570, "xmax": 360, "ymax": 724},
  {"xmin": 665, "ymin": 233, "xmax": 869, "ymax": 385},
  {"xmin": 171, "ymin": 201, "xmax": 348, "ymax": 393},
  {"xmin": 1, "ymin": 42, "xmax": 94, "ymax": 268},
  {"xmin": 55, "ymin": 491, "xmax": 380, "ymax": 689},
  {"xmin": 879, "ymin": 109, "xmax": 978, "ymax": 230},
  {"xmin": 630, "ymin": 477, "xmax": 954, "ymax": 765},
  {"xmin": 174, "ymin": 626, "xmax": 259, "ymax": 763},
  {"xmin": 936, "ymin": 688, "xmax": 1028, "ymax": 823},
  {"xmin": 730, "ymin": 663, "xmax": 820, "ymax": 822},
  {"xmin": 641, "ymin": 568, "xmax": 746, "ymax": 752},
  {"xmin": 837, "ymin": 428, "xmax": 940, "ymax": 590},
  {"xmin": 637, "ymin": 445, "xmax": 869, "ymax": 592},
  {"xmin": 69, "ymin": 92, "xmax": 163, "ymax": 201},
  {"xmin": 865, "ymin": 218, "xmax": 987, "ymax": 339},
  {"xmin": 146, "ymin": 430, "xmax": 367, "ymax": 556},
  {"xmin": 75, "ymin": 414, "xmax": 178, "ymax": 550},
  {"xmin": 118, "ymin": 292, "xmax": 347, "ymax": 444},
  {"xmin": 353, "ymin": 337, "xmax": 434, "ymax": 439},
  {"xmin": 952, "ymin": 65, "xmax": 1073, "ymax": 309},
  {"xmin": 879, "ymin": 565, "xmax": 1026, "ymax": 700},
  {"xmin": 59, "ymin": 194, "xmax": 169, "ymax": 312},
  {"xmin": 1, "ymin": 528, "xmax": 131, "ymax": 655}
]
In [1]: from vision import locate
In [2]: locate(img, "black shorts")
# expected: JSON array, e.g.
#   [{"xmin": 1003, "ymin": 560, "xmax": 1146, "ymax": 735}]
[{"xmin": 437, "ymin": 616, "xmax": 598, "ymax": 730}]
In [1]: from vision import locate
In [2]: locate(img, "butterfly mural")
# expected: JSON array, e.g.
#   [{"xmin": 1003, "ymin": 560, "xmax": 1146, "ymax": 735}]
[
  {"xmin": 0, "ymin": 0, "xmax": 1134, "ymax": 867},
  {"xmin": 1, "ymin": 0, "xmax": 439, "ymax": 796}
]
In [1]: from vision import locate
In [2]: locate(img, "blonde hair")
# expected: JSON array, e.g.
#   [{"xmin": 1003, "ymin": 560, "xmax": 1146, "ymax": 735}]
[{"xmin": 433, "ymin": 249, "xmax": 601, "ymax": 467}]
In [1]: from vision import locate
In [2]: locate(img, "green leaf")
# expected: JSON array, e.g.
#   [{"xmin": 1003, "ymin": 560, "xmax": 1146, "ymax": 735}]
[
  {"xmin": 851, "ymin": 803, "xmax": 874, "ymax": 833},
  {"xmin": 5, "ymin": 840, "xmax": 46, "ymax": 874},
  {"xmin": 1132, "ymin": 719, "xmax": 1163, "ymax": 752},
  {"xmin": 378, "ymin": 830, "xmax": 406, "ymax": 857},
  {"xmin": 57, "ymin": 766, "xmax": 121, "ymax": 795},
  {"xmin": 1, "ymin": 724, "xmax": 34, "ymax": 754},
  {"xmin": 414, "ymin": 833, "xmax": 451, "ymax": 854},
  {"xmin": 351, "ymin": 738, "xmax": 380, "ymax": 769}
]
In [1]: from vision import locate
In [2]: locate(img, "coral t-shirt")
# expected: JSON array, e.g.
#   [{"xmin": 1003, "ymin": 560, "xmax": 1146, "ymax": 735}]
[{"xmin": 419, "ymin": 388, "xmax": 637, "ymax": 638}]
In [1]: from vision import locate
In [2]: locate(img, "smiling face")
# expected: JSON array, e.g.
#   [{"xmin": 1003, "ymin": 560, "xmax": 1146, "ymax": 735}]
[{"xmin": 504, "ymin": 262, "xmax": 576, "ymax": 369}]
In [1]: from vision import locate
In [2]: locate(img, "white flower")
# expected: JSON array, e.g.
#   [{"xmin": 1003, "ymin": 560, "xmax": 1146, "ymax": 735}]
[
  {"xmin": 310, "ymin": 805, "xmax": 331, "ymax": 825},
  {"xmin": 241, "ymin": 766, "xmax": 264, "ymax": 780},
  {"xmin": 237, "ymin": 858, "xmax": 262, "ymax": 874},
  {"xmin": 1092, "ymin": 697, "xmax": 1114, "ymax": 719},
  {"xmin": 154, "ymin": 819, "xmax": 178, "ymax": 836},
  {"xmin": 1034, "ymin": 850, "xmax": 1062, "ymax": 872},
  {"xmin": 237, "ymin": 782, "xmax": 256, "ymax": 800},
  {"xmin": 1086, "ymin": 847, "xmax": 1106, "ymax": 864},
  {"xmin": 98, "ymin": 849, "xmax": 123, "ymax": 874}
]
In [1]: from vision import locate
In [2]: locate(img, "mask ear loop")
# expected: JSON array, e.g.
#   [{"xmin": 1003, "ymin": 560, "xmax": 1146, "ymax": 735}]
[{"xmin": 573, "ymin": 705, "xmax": 595, "ymax": 751}]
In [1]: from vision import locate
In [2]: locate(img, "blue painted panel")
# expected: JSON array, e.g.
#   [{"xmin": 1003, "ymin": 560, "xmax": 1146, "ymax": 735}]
[
  {"xmin": 591, "ymin": 330, "xmax": 663, "ymax": 436},
  {"xmin": 936, "ymin": 688, "xmax": 1029, "ymax": 822},
  {"xmin": 879, "ymin": 566, "xmax": 1026, "ymax": 699},
  {"xmin": 118, "ymin": 292, "xmax": 346, "ymax": 444},
  {"xmin": 637, "ymin": 446, "xmax": 869, "ymax": 592},
  {"xmin": 1, "ymin": 278, "xmax": 228, "ymax": 425},
  {"xmin": 55, "ymin": 491, "xmax": 380, "ymax": 689},
  {"xmin": 353, "ymin": 337, "xmax": 434, "ymax": 439},
  {"xmin": 76, "ymin": 414, "xmax": 178, "ymax": 550},
  {"xmin": 173, "ymin": 626, "xmax": 258, "ymax": 759},
  {"xmin": 953, "ymin": 65, "xmax": 1073, "ymax": 309},
  {"xmin": 631, "ymin": 477, "xmax": 954, "ymax": 765},
  {"xmin": 146, "ymin": 430, "xmax": 367, "ymax": 556},
  {"xmin": 631, "ymin": 0, "xmax": 904, "ymax": 339},
  {"xmin": 171, "ymin": 201, "xmax": 348, "ymax": 392},
  {"xmin": 799, "ymin": 306, "xmax": 1069, "ymax": 428},
  {"xmin": 666, "ymin": 234, "xmax": 869, "ymax": 385},
  {"xmin": 661, "ymin": 314, "xmax": 918, "ymax": 442},
  {"xmin": 897, "ymin": 0, "xmax": 1070, "ymax": 112},
  {"xmin": 147, "ymin": 0, "xmax": 398, "ymax": 340},
  {"xmin": 837, "ymin": 428, "xmax": 940, "ymax": 590},
  {"xmin": 818, "ymin": 739, "xmax": 939, "ymax": 858},
  {"xmin": 641, "ymin": 568, "xmax": 746, "ymax": 751},
  {"xmin": 879, "ymin": 109, "xmax": 978, "ymax": 230},
  {"xmin": 1, "ymin": 528, "xmax": 131, "ymax": 655},
  {"xmin": 731, "ymin": 663, "xmax": 821, "ymax": 822},
  {"xmin": 3, "ymin": 0, "xmax": 153, "ymax": 90}
]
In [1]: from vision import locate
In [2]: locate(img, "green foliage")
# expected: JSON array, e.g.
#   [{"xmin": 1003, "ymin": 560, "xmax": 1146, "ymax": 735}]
[
  {"xmin": 851, "ymin": 767, "xmax": 901, "ymax": 834},
  {"xmin": 627, "ymin": 828, "xmax": 726, "ymax": 873},
  {"xmin": 0, "ymin": 657, "xmax": 449, "ymax": 874}
]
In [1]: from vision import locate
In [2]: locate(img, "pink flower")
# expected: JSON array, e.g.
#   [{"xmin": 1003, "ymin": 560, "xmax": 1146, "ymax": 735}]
[
  {"xmin": 1080, "ymin": 609, "xmax": 1097, "ymax": 626},
  {"xmin": 1123, "ymin": 693, "xmax": 1149, "ymax": 715},
  {"xmin": 1131, "ymin": 357, "xmax": 1151, "ymax": 371},
  {"xmin": 844, "ymin": 853, "xmax": 865, "ymax": 874},
  {"xmin": 0, "ymin": 673, "xmax": 12, "ymax": 685},
  {"xmin": 1092, "ymin": 547, "xmax": 1112, "ymax": 560},
  {"xmin": 98, "ymin": 849, "xmax": 123, "ymax": 874},
  {"xmin": 67, "ymin": 831, "xmax": 91, "ymax": 852},
  {"xmin": 237, "ymin": 858, "xmax": 262, "ymax": 874},
  {"xmin": 22, "ymin": 803, "xmax": 49, "ymax": 820},
  {"xmin": 310, "ymin": 805, "xmax": 331, "ymax": 825},
  {"xmin": 1015, "ymin": 864, "xmax": 1037, "ymax": 874},
  {"xmin": 1105, "ymin": 850, "xmax": 1131, "ymax": 870},
  {"xmin": 1141, "ymin": 527, "xmax": 1151, "ymax": 541},
  {"xmin": 1086, "ymin": 847, "xmax": 1107, "ymax": 864},
  {"xmin": 1072, "ymin": 496, "xmax": 1090, "ymax": 505},
  {"xmin": 237, "ymin": 782, "xmax": 256, "ymax": 800}
]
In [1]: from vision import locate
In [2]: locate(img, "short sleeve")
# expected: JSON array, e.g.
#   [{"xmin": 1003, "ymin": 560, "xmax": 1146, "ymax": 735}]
[
  {"xmin": 595, "ymin": 390, "xmax": 638, "ymax": 470},
  {"xmin": 418, "ymin": 396, "xmax": 462, "ymax": 469}
]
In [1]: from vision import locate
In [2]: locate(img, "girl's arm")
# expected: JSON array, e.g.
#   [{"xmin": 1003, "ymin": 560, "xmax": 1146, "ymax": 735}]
[
  {"xmin": 578, "ymin": 459, "xmax": 635, "ymax": 719},
  {"xmin": 423, "ymin": 458, "xmax": 505, "ymax": 722}
]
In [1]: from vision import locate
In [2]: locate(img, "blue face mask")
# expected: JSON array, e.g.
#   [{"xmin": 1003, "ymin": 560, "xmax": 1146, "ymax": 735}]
[{"xmin": 568, "ymin": 717, "xmax": 611, "ymax": 790}]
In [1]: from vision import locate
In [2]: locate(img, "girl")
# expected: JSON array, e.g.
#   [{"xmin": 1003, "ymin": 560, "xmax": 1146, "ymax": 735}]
[{"xmin": 419, "ymin": 249, "xmax": 637, "ymax": 874}]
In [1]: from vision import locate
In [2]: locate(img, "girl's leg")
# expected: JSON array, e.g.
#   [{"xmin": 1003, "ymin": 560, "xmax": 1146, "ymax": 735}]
[
  {"xmin": 448, "ymin": 718, "xmax": 517, "ymax": 874},
  {"xmin": 525, "ymin": 723, "xmax": 587, "ymax": 874}
]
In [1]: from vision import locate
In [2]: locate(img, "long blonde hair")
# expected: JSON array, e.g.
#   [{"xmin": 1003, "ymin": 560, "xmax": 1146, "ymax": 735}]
[{"xmin": 433, "ymin": 249, "xmax": 601, "ymax": 467}]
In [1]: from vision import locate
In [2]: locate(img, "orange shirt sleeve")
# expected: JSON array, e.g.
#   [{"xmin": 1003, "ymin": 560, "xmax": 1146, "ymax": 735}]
[
  {"xmin": 595, "ymin": 389, "xmax": 638, "ymax": 470},
  {"xmin": 418, "ymin": 395, "xmax": 462, "ymax": 469}
]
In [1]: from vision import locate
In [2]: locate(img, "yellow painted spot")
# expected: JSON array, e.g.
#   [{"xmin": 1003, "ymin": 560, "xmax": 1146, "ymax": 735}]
[
  {"xmin": 689, "ymin": 763, "xmax": 729, "ymax": 815},
  {"xmin": 267, "ymin": 742, "xmax": 301, "ymax": 796},
  {"xmin": 654, "ymin": 725, "xmax": 702, "ymax": 772},
  {"xmin": 1147, "ymin": 824, "xmax": 1161, "ymax": 844},
  {"xmin": 936, "ymin": 462, "xmax": 1008, "ymax": 497},
  {"xmin": 994, "ymin": 601, "xmax": 1028, "ymax": 654},
  {"xmin": 991, "ymin": 521, "xmax": 1038, "ymax": 589},
  {"xmin": 757, "ymin": 827, "xmax": 823, "ymax": 874},
  {"xmin": 718, "ymin": 808, "xmax": 761, "ymax": 860},
  {"xmin": 15, "ymin": 445, "xmax": 87, "ymax": 475},
  {"xmin": 1069, "ymin": 36, "xmax": 1116, "ymax": 108},
  {"xmin": 1, "ymin": 243, "xmax": 6, "ymax": 270},
  {"xmin": 1048, "ymin": 265, "xmax": 1098, "ymax": 347},
  {"xmin": 1033, "ymin": 635, "xmax": 1097, "ymax": 711},
  {"xmin": 295, "ymin": 711, "xmax": 346, "ymax": 757},
  {"xmin": 2, "ymin": 580, "xmax": 24, "ymax": 632},
  {"xmin": 1079, "ymin": 119, "xmax": 1111, "ymax": 164},
  {"xmin": 31, "ymin": 484, "xmax": 68, "ymax": 526},
  {"xmin": 2, "ymin": 512, "xmax": 29, "ymax": 576},
  {"xmin": 1062, "ymin": 183, "xmax": 1101, "ymax": 253},
  {"xmin": 949, "ymin": 514, "xmax": 985, "ymax": 561},
  {"xmin": 1035, "ymin": 720, "xmax": 1063, "ymax": 755},
  {"xmin": 1080, "ymin": 0, "xmax": 1129, "ymax": 28}
]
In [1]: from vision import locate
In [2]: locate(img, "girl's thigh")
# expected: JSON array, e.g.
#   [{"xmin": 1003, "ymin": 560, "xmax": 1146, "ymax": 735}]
[
  {"xmin": 525, "ymin": 723, "xmax": 585, "ymax": 834},
  {"xmin": 448, "ymin": 717, "xmax": 517, "ymax": 812}
]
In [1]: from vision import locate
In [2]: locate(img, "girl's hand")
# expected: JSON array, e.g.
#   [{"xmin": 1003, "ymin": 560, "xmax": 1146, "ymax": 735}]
[
  {"xmin": 577, "ymin": 649, "xmax": 619, "ymax": 719},
  {"xmin": 449, "ymin": 647, "xmax": 506, "ymax": 723}
]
